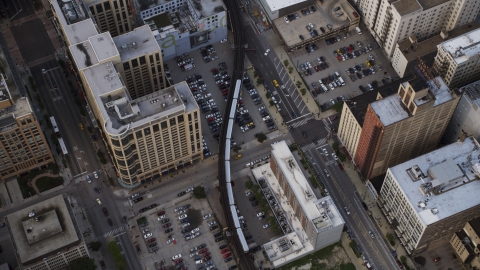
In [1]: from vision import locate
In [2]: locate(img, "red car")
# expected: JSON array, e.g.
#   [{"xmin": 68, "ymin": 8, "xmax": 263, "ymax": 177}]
[
  {"xmin": 210, "ymin": 68, "xmax": 218, "ymax": 72},
  {"xmin": 223, "ymin": 253, "xmax": 231, "ymax": 258},
  {"xmin": 221, "ymin": 248, "xmax": 229, "ymax": 254},
  {"xmin": 163, "ymin": 223, "xmax": 171, "ymax": 228},
  {"xmin": 199, "ymin": 248, "xmax": 208, "ymax": 254},
  {"xmin": 433, "ymin": 257, "xmax": 441, "ymax": 262},
  {"xmin": 157, "ymin": 211, "xmax": 165, "ymax": 216},
  {"xmin": 207, "ymin": 117, "xmax": 215, "ymax": 122},
  {"xmin": 202, "ymin": 252, "xmax": 210, "ymax": 257},
  {"xmin": 174, "ymin": 259, "xmax": 183, "ymax": 265},
  {"xmin": 147, "ymin": 238, "xmax": 156, "ymax": 243}
]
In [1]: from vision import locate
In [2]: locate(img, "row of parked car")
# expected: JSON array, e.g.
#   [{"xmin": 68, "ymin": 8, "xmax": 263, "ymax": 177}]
[
  {"xmin": 258, "ymin": 178, "xmax": 293, "ymax": 234},
  {"xmin": 199, "ymin": 44, "xmax": 218, "ymax": 63},
  {"xmin": 299, "ymin": 55, "xmax": 329, "ymax": 77}
]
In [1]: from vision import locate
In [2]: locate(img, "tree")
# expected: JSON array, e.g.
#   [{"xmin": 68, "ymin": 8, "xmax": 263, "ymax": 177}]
[
  {"xmin": 296, "ymin": 81, "xmax": 302, "ymax": 88},
  {"xmin": 266, "ymin": 92, "xmax": 271, "ymax": 99},
  {"xmin": 256, "ymin": 78, "xmax": 264, "ymax": 85},
  {"xmin": 89, "ymin": 241, "xmax": 102, "ymax": 251},
  {"xmin": 288, "ymin": 67, "xmax": 293, "ymax": 74},
  {"xmin": 232, "ymin": 145, "xmax": 242, "ymax": 153},
  {"xmin": 269, "ymin": 100, "xmax": 275, "ymax": 106},
  {"xmin": 300, "ymin": 88, "xmax": 307, "ymax": 95},
  {"xmin": 257, "ymin": 133, "xmax": 267, "ymax": 143},
  {"xmin": 245, "ymin": 180, "xmax": 254, "ymax": 189},
  {"xmin": 283, "ymin": 60, "xmax": 289, "ymax": 67},
  {"xmin": 413, "ymin": 256, "xmax": 426, "ymax": 266},
  {"xmin": 331, "ymin": 101, "xmax": 344, "ymax": 112},
  {"xmin": 68, "ymin": 257, "xmax": 97, "ymax": 270},
  {"xmin": 386, "ymin": 233, "xmax": 395, "ymax": 246},
  {"xmin": 108, "ymin": 242, "xmax": 127, "ymax": 270},
  {"xmin": 193, "ymin": 186, "xmax": 206, "ymax": 199}
]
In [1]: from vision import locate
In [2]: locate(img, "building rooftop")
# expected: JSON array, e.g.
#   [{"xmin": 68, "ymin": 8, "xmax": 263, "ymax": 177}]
[
  {"xmin": 265, "ymin": 0, "xmax": 307, "ymax": 11},
  {"xmin": 392, "ymin": 0, "xmax": 422, "ymax": 16},
  {"xmin": 0, "ymin": 74, "xmax": 34, "ymax": 132},
  {"xmin": 50, "ymin": 0, "xmax": 93, "ymax": 44},
  {"xmin": 409, "ymin": 77, "xmax": 429, "ymax": 92},
  {"xmin": 6, "ymin": 194, "xmax": 80, "ymax": 265},
  {"xmin": 371, "ymin": 95, "xmax": 409, "ymax": 126},
  {"xmin": 397, "ymin": 22, "xmax": 480, "ymax": 61},
  {"xmin": 69, "ymin": 32, "xmax": 119, "ymax": 70},
  {"xmin": 417, "ymin": 0, "xmax": 450, "ymax": 10},
  {"xmin": 112, "ymin": 25, "xmax": 161, "ymax": 62},
  {"xmin": 188, "ymin": 0, "xmax": 225, "ymax": 18},
  {"xmin": 347, "ymin": 75, "xmax": 413, "ymax": 126},
  {"xmin": 83, "ymin": 62, "xmax": 197, "ymax": 135},
  {"xmin": 387, "ymin": 136, "xmax": 480, "ymax": 226},
  {"xmin": 440, "ymin": 28, "xmax": 480, "ymax": 65},
  {"xmin": 136, "ymin": 0, "xmax": 173, "ymax": 11}
]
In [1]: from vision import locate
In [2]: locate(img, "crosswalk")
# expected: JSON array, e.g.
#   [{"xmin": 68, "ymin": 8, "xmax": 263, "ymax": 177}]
[
  {"xmin": 289, "ymin": 115, "xmax": 315, "ymax": 129},
  {"xmin": 103, "ymin": 226, "xmax": 125, "ymax": 238},
  {"xmin": 301, "ymin": 138, "xmax": 328, "ymax": 152}
]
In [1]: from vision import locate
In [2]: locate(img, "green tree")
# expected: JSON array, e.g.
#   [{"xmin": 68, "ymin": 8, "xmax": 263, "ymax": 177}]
[
  {"xmin": 266, "ymin": 92, "xmax": 271, "ymax": 99},
  {"xmin": 256, "ymin": 78, "xmax": 264, "ymax": 85},
  {"xmin": 89, "ymin": 241, "xmax": 102, "ymax": 251},
  {"xmin": 288, "ymin": 66, "xmax": 293, "ymax": 73},
  {"xmin": 68, "ymin": 257, "xmax": 97, "ymax": 270},
  {"xmin": 300, "ymin": 88, "xmax": 307, "ymax": 95},
  {"xmin": 296, "ymin": 81, "xmax": 302, "ymax": 88},
  {"xmin": 331, "ymin": 101, "xmax": 344, "ymax": 112},
  {"xmin": 283, "ymin": 60, "xmax": 289, "ymax": 67},
  {"xmin": 245, "ymin": 180, "xmax": 254, "ymax": 190},
  {"xmin": 386, "ymin": 233, "xmax": 395, "ymax": 246},
  {"xmin": 269, "ymin": 100, "xmax": 275, "ymax": 106},
  {"xmin": 257, "ymin": 133, "xmax": 267, "ymax": 143},
  {"xmin": 193, "ymin": 186, "xmax": 206, "ymax": 199},
  {"xmin": 108, "ymin": 242, "xmax": 127, "ymax": 270},
  {"xmin": 232, "ymin": 145, "xmax": 242, "ymax": 153}
]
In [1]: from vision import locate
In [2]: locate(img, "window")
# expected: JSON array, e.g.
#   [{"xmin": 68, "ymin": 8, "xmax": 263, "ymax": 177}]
[
  {"xmin": 123, "ymin": 62, "xmax": 130, "ymax": 71},
  {"xmin": 104, "ymin": 2, "xmax": 111, "ymax": 10},
  {"xmin": 161, "ymin": 121, "xmax": 168, "ymax": 129},
  {"xmin": 136, "ymin": 130, "xmax": 143, "ymax": 138},
  {"xmin": 96, "ymin": 3, "xmax": 103, "ymax": 12},
  {"xmin": 131, "ymin": 59, "xmax": 138, "ymax": 68},
  {"xmin": 140, "ymin": 56, "xmax": 146, "ymax": 65}
]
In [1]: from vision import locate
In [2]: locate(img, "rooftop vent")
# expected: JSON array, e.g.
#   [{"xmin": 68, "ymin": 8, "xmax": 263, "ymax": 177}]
[
  {"xmin": 121, "ymin": 44, "xmax": 127, "ymax": 50},
  {"xmin": 431, "ymin": 208, "xmax": 439, "ymax": 214},
  {"xmin": 412, "ymin": 165, "xmax": 422, "ymax": 178},
  {"xmin": 162, "ymin": 103, "xmax": 166, "ymax": 107},
  {"xmin": 418, "ymin": 201, "xmax": 426, "ymax": 209}
]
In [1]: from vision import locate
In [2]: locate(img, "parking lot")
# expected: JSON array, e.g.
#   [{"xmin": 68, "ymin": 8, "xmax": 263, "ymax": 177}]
[
  {"xmin": 165, "ymin": 42, "xmax": 278, "ymax": 156},
  {"xmin": 287, "ymin": 28, "xmax": 394, "ymax": 110},
  {"xmin": 133, "ymin": 196, "xmax": 238, "ymax": 270}
]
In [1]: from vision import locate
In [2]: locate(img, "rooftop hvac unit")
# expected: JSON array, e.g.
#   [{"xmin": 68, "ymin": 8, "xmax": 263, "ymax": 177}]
[
  {"xmin": 162, "ymin": 103, "xmax": 166, "ymax": 107},
  {"xmin": 105, "ymin": 101, "xmax": 115, "ymax": 110}
]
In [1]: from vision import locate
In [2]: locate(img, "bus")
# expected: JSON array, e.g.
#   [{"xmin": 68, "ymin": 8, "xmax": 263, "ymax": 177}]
[
  {"xmin": 50, "ymin": 116, "xmax": 60, "ymax": 134},
  {"xmin": 58, "ymin": 137, "xmax": 68, "ymax": 156}
]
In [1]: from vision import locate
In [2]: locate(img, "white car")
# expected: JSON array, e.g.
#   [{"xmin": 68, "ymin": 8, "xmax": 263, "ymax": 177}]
[
  {"xmin": 96, "ymin": 198, "xmax": 102, "ymax": 205},
  {"xmin": 86, "ymin": 175, "xmax": 92, "ymax": 183},
  {"xmin": 174, "ymin": 206, "xmax": 183, "ymax": 212},
  {"xmin": 263, "ymin": 224, "xmax": 270, "ymax": 229},
  {"xmin": 167, "ymin": 237, "xmax": 175, "ymax": 244},
  {"xmin": 93, "ymin": 171, "xmax": 98, "ymax": 178},
  {"xmin": 245, "ymin": 191, "xmax": 253, "ymax": 196},
  {"xmin": 203, "ymin": 214, "xmax": 212, "ymax": 219},
  {"xmin": 177, "ymin": 210, "xmax": 186, "ymax": 215},
  {"xmin": 190, "ymin": 253, "xmax": 197, "ymax": 258},
  {"xmin": 284, "ymin": 16, "xmax": 289, "ymax": 23},
  {"xmin": 131, "ymin": 193, "xmax": 140, "ymax": 198},
  {"xmin": 264, "ymin": 49, "xmax": 270, "ymax": 56},
  {"xmin": 191, "ymin": 227, "xmax": 200, "ymax": 233},
  {"xmin": 220, "ymin": 39, "xmax": 228, "ymax": 43},
  {"xmin": 332, "ymin": 153, "xmax": 338, "ymax": 161},
  {"xmin": 179, "ymin": 214, "xmax": 187, "ymax": 219},
  {"xmin": 208, "ymin": 221, "xmax": 217, "ymax": 226},
  {"xmin": 157, "ymin": 215, "xmax": 166, "ymax": 220},
  {"xmin": 144, "ymin": 233, "xmax": 153, "ymax": 238},
  {"xmin": 182, "ymin": 223, "xmax": 191, "ymax": 228},
  {"xmin": 186, "ymin": 187, "xmax": 194, "ymax": 193},
  {"xmin": 205, "ymin": 114, "xmax": 214, "ymax": 119},
  {"xmin": 172, "ymin": 254, "xmax": 182, "ymax": 260},
  {"xmin": 257, "ymin": 212, "xmax": 264, "ymax": 217},
  {"xmin": 344, "ymin": 207, "xmax": 350, "ymax": 215},
  {"xmin": 258, "ymin": 106, "xmax": 266, "ymax": 111},
  {"xmin": 322, "ymin": 148, "xmax": 329, "ymax": 156}
]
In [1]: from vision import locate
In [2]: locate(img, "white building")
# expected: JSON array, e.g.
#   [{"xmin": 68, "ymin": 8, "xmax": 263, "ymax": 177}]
[
  {"xmin": 433, "ymin": 28, "xmax": 480, "ymax": 88},
  {"xmin": 356, "ymin": 0, "xmax": 480, "ymax": 59},
  {"xmin": 379, "ymin": 136, "xmax": 480, "ymax": 255},
  {"xmin": 251, "ymin": 141, "xmax": 344, "ymax": 268}
]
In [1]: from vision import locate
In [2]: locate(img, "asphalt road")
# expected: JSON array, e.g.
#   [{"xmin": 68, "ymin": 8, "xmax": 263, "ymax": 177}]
[
  {"xmin": 243, "ymin": 24, "xmax": 312, "ymax": 125},
  {"xmin": 10, "ymin": 19, "xmax": 55, "ymax": 64},
  {"xmin": 291, "ymin": 119, "xmax": 400, "ymax": 270}
]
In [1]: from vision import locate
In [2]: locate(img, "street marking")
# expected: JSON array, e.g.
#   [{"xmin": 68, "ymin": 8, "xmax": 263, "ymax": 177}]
[
  {"xmin": 286, "ymin": 113, "xmax": 313, "ymax": 124},
  {"xmin": 288, "ymin": 114, "xmax": 314, "ymax": 128},
  {"xmin": 103, "ymin": 226, "xmax": 124, "ymax": 238}
]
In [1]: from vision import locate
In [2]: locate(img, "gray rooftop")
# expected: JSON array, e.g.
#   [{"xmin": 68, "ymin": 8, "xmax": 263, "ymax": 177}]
[
  {"xmin": 50, "ymin": 0, "xmax": 92, "ymax": 43},
  {"xmin": 391, "ymin": 0, "xmax": 422, "ymax": 16},
  {"xmin": 6, "ymin": 194, "xmax": 80, "ymax": 265},
  {"xmin": 417, "ymin": 0, "xmax": 451, "ymax": 11},
  {"xmin": 188, "ymin": 0, "xmax": 225, "ymax": 18},
  {"xmin": 0, "ymin": 74, "xmax": 34, "ymax": 132},
  {"xmin": 112, "ymin": 25, "xmax": 161, "ymax": 62},
  {"xmin": 440, "ymin": 28, "xmax": 480, "ymax": 65},
  {"xmin": 69, "ymin": 32, "xmax": 119, "ymax": 70},
  {"xmin": 387, "ymin": 136, "xmax": 480, "ymax": 225},
  {"xmin": 371, "ymin": 95, "xmax": 409, "ymax": 126}
]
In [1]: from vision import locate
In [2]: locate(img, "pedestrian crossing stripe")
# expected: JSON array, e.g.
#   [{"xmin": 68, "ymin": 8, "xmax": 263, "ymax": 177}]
[
  {"xmin": 301, "ymin": 138, "xmax": 327, "ymax": 152},
  {"xmin": 289, "ymin": 115, "xmax": 315, "ymax": 129},
  {"xmin": 103, "ymin": 226, "xmax": 124, "ymax": 238}
]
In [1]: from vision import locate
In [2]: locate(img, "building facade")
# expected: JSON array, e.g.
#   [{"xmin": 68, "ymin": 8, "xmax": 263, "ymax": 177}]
[
  {"xmin": 378, "ymin": 136, "xmax": 480, "ymax": 255},
  {"xmin": 252, "ymin": 141, "xmax": 344, "ymax": 267},
  {"xmin": 354, "ymin": 77, "xmax": 459, "ymax": 179},
  {"xmin": 355, "ymin": 0, "xmax": 480, "ymax": 59},
  {"xmin": 442, "ymin": 79, "xmax": 480, "ymax": 144},
  {"xmin": 433, "ymin": 28, "xmax": 480, "ymax": 88},
  {"xmin": 0, "ymin": 74, "xmax": 54, "ymax": 180},
  {"xmin": 450, "ymin": 217, "xmax": 480, "ymax": 268},
  {"xmin": 84, "ymin": 0, "xmax": 135, "ymax": 37}
]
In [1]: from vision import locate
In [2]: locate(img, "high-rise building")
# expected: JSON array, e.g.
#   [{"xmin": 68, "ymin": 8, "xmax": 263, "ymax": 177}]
[
  {"xmin": 391, "ymin": 22, "xmax": 480, "ymax": 78},
  {"xmin": 83, "ymin": 0, "xmax": 135, "ymax": 37},
  {"xmin": 112, "ymin": 25, "xmax": 166, "ymax": 100},
  {"xmin": 442, "ymin": 79, "xmax": 480, "ymax": 144},
  {"xmin": 450, "ymin": 217, "xmax": 480, "ymax": 269},
  {"xmin": 356, "ymin": 0, "xmax": 480, "ymax": 58},
  {"xmin": 354, "ymin": 76, "xmax": 459, "ymax": 179},
  {"xmin": 5, "ymin": 194, "xmax": 90, "ymax": 269},
  {"xmin": 251, "ymin": 141, "xmax": 344, "ymax": 268},
  {"xmin": 0, "ymin": 74, "xmax": 54, "ymax": 179},
  {"xmin": 433, "ymin": 28, "xmax": 480, "ymax": 88},
  {"xmin": 378, "ymin": 136, "xmax": 480, "ymax": 255}
]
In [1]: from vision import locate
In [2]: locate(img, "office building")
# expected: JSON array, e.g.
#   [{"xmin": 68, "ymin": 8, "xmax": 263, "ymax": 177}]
[
  {"xmin": 391, "ymin": 22, "xmax": 480, "ymax": 78},
  {"xmin": 356, "ymin": 0, "xmax": 480, "ymax": 58},
  {"xmin": 143, "ymin": 0, "xmax": 227, "ymax": 60},
  {"xmin": 378, "ymin": 136, "xmax": 480, "ymax": 255},
  {"xmin": 433, "ymin": 28, "xmax": 480, "ymax": 88},
  {"xmin": 443, "ymin": 79, "xmax": 480, "ymax": 144},
  {"xmin": 5, "ymin": 194, "xmax": 89, "ymax": 269},
  {"xmin": 83, "ymin": 0, "xmax": 134, "ymax": 37},
  {"xmin": 354, "ymin": 76, "xmax": 459, "ymax": 179},
  {"xmin": 0, "ymin": 74, "xmax": 54, "ymax": 179},
  {"xmin": 337, "ymin": 76, "xmax": 411, "ymax": 159},
  {"xmin": 112, "ymin": 25, "xmax": 166, "ymax": 100},
  {"xmin": 251, "ymin": 141, "xmax": 344, "ymax": 268},
  {"xmin": 450, "ymin": 217, "xmax": 480, "ymax": 268},
  {"xmin": 136, "ymin": 0, "xmax": 186, "ymax": 19}
]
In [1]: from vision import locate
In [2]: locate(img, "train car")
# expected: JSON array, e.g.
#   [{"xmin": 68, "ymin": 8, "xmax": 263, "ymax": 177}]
[
  {"xmin": 50, "ymin": 116, "xmax": 60, "ymax": 134},
  {"xmin": 230, "ymin": 99, "xmax": 238, "ymax": 113},
  {"xmin": 227, "ymin": 182, "xmax": 235, "ymax": 205},
  {"xmin": 232, "ymin": 207, "xmax": 241, "ymax": 229},
  {"xmin": 225, "ymin": 139, "xmax": 231, "ymax": 158},
  {"xmin": 233, "ymin": 80, "xmax": 242, "ymax": 97},
  {"xmin": 237, "ymin": 227, "xmax": 250, "ymax": 253},
  {"xmin": 226, "ymin": 120, "xmax": 233, "ymax": 139},
  {"xmin": 225, "ymin": 161, "xmax": 231, "ymax": 180}
]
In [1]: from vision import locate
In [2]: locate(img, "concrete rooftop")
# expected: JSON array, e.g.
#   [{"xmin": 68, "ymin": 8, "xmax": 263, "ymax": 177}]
[{"xmin": 112, "ymin": 25, "xmax": 161, "ymax": 62}]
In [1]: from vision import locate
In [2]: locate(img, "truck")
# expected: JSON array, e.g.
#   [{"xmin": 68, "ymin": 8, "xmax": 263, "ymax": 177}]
[{"xmin": 355, "ymin": 27, "xmax": 362, "ymax": 34}]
